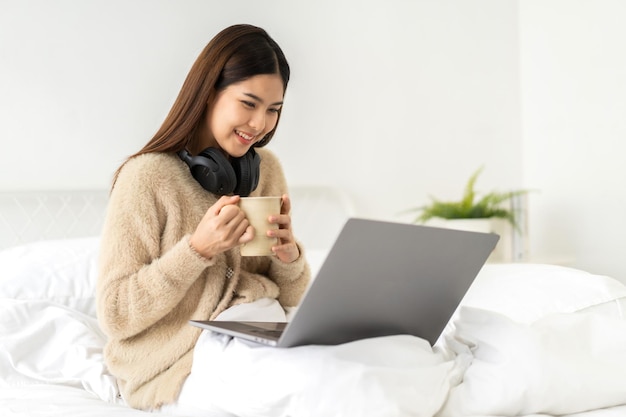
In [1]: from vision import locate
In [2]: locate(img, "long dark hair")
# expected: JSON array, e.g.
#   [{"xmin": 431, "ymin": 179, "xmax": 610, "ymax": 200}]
[{"xmin": 112, "ymin": 24, "xmax": 290, "ymax": 186}]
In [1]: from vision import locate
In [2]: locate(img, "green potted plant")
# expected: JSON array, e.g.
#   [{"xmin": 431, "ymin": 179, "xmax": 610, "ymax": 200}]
[
  {"xmin": 408, "ymin": 167, "xmax": 531, "ymax": 262},
  {"xmin": 410, "ymin": 166, "xmax": 529, "ymax": 229}
]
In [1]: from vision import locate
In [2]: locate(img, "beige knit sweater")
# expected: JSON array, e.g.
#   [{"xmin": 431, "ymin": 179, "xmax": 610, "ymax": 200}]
[{"xmin": 96, "ymin": 148, "xmax": 311, "ymax": 410}]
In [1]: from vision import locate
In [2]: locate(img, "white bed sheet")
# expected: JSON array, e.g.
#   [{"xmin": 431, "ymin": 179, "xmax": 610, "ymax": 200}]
[
  {"xmin": 0, "ymin": 385, "xmax": 160, "ymax": 417},
  {"xmin": 3, "ymin": 210, "xmax": 626, "ymax": 416},
  {"xmin": 3, "ymin": 298, "xmax": 626, "ymax": 417},
  {"xmin": 4, "ymin": 386, "xmax": 626, "ymax": 417},
  {"xmin": 439, "ymin": 307, "xmax": 626, "ymax": 416}
]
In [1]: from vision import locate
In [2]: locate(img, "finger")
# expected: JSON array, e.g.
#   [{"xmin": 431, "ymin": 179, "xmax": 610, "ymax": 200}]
[
  {"xmin": 280, "ymin": 194, "xmax": 291, "ymax": 215},
  {"xmin": 270, "ymin": 213, "xmax": 292, "ymax": 231},
  {"xmin": 230, "ymin": 215, "xmax": 250, "ymax": 236},
  {"xmin": 238, "ymin": 225, "xmax": 255, "ymax": 244},
  {"xmin": 268, "ymin": 227, "xmax": 293, "ymax": 243},
  {"xmin": 211, "ymin": 195, "xmax": 240, "ymax": 215},
  {"xmin": 271, "ymin": 242, "xmax": 300, "ymax": 263},
  {"xmin": 222, "ymin": 205, "xmax": 246, "ymax": 226}
]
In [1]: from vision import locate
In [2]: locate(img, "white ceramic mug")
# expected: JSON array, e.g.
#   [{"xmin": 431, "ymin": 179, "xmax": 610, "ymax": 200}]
[{"xmin": 238, "ymin": 196, "xmax": 281, "ymax": 256}]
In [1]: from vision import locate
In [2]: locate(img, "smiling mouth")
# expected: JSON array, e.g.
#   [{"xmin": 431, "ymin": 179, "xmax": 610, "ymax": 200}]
[{"xmin": 236, "ymin": 130, "xmax": 256, "ymax": 142}]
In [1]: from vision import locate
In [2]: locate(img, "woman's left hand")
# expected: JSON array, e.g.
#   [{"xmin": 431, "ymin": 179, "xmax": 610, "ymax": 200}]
[{"xmin": 268, "ymin": 194, "xmax": 300, "ymax": 263}]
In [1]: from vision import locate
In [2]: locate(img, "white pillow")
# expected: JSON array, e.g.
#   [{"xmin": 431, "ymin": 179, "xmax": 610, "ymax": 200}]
[
  {"xmin": 460, "ymin": 263, "xmax": 626, "ymax": 323},
  {"xmin": 436, "ymin": 263, "xmax": 626, "ymax": 355},
  {"xmin": 0, "ymin": 237, "xmax": 100, "ymax": 316}
]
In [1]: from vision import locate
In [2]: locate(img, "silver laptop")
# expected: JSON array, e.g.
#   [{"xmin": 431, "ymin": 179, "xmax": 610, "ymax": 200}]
[{"xmin": 189, "ymin": 218, "xmax": 499, "ymax": 348}]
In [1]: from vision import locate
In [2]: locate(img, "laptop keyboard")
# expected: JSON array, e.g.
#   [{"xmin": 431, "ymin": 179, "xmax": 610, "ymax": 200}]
[{"xmin": 249, "ymin": 329, "xmax": 284, "ymax": 337}]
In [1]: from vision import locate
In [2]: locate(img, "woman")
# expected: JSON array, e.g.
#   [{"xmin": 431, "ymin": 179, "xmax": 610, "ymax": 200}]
[{"xmin": 96, "ymin": 24, "xmax": 311, "ymax": 413}]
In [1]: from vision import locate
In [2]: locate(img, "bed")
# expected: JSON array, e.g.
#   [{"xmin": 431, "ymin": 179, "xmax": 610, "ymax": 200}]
[{"xmin": 2, "ymin": 186, "xmax": 626, "ymax": 417}]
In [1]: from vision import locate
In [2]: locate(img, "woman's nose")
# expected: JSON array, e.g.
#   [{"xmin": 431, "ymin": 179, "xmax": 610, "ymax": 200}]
[{"xmin": 248, "ymin": 110, "xmax": 266, "ymax": 133}]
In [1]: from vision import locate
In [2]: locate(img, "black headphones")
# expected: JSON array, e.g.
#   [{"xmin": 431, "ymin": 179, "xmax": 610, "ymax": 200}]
[{"xmin": 178, "ymin": 148, "xmax": 261, "ymax": 197}]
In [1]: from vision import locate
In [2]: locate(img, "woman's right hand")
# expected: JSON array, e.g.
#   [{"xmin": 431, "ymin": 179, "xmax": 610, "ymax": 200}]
[{"xmin": 189, "ymin": 195, "xmax": 254, "ymax": 259}]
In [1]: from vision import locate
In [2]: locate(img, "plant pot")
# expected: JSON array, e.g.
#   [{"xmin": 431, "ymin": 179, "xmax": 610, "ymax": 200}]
[{"xmin": 425, "ymin": 217, "xmax": 512, "ymax": 263}]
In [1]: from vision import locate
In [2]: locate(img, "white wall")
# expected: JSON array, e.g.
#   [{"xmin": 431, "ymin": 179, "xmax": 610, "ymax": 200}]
[
  {"xmin": 0, "ymin": 0, "xmax": 522, "ymax": 214},
  {"xmin": 519, "ymin": 0, "xmax": 626, "ymax": 280},
  {"xmin": 4, "ymin": 0, "xmax": 622, "ymax": 280}
]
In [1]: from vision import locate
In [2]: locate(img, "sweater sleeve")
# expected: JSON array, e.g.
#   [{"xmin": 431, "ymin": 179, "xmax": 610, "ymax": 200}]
[
  {"xmin": 269, "ymin": 241, "xmax": 311, "ymax": 306},
  {"xmin": 96, "ymin": 157, "xmax": 218, "ymax": 340}
]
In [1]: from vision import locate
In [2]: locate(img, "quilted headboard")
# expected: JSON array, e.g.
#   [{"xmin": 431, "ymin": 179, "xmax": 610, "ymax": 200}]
[
  {"xmin": 0, "ymin": 186, "xmax": 354, "ymax": 251},
  {"xmin": 0, "ymin": 190, "xmax": 109, "ymax": 250}
]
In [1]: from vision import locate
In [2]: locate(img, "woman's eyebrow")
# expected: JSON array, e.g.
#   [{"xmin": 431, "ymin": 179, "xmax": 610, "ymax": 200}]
[{"xmin": 243, "ymin": 92, "xmax": 283, "ymax": 107}]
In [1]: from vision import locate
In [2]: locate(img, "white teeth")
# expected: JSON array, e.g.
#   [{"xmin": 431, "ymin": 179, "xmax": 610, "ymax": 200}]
[{"xmin": 236, "ymin": 130, "xmax": 254, "ymax": 141}]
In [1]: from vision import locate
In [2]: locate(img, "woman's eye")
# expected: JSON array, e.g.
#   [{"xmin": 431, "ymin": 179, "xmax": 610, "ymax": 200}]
[
  {"xmin": 268, "ymin": 108, "xmax": 280, "ymax": 114},
  {"xmin": 242, "ymin": 101, "xmax": 255, "ymax": 108}
]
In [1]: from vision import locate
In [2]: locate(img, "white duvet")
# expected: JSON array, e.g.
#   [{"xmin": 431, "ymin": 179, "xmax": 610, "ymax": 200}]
[{"xmin": 2, "ymin": 238, "xmax": 626, "ymax": 417}]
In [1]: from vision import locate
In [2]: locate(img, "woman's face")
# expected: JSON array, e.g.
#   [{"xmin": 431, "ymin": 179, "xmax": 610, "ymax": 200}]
[{"xmin": 199, "ymin": 73, "xmax": 284, "ymax": 157}]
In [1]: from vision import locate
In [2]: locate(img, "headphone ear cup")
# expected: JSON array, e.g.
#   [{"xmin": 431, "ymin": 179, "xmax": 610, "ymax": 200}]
[
  {"xmin": 179, "ymin": 148, "xmax": 237, "ymax": 195},
  {"xmin": 232, "ymin": 148, "xmax": 261, "ymax": 197}
]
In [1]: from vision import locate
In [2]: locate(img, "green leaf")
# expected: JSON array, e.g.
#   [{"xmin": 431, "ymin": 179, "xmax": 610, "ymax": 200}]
[{"xmin": 407, "ymin": 166, "xmax": 533, "ymax": 230}]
